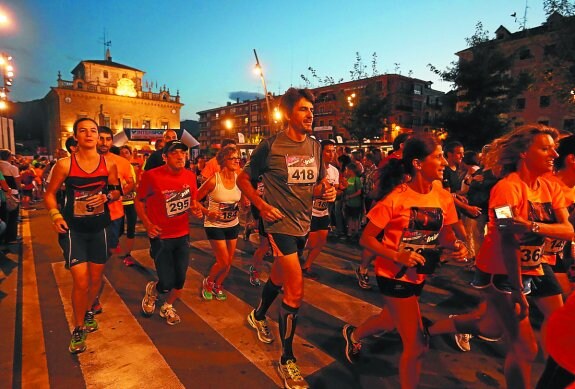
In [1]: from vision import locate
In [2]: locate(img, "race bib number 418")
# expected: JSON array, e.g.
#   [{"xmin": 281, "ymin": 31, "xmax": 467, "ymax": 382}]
[{"xmin": 286, "ymin": 155, "xmax": 317, "ymax": 185}]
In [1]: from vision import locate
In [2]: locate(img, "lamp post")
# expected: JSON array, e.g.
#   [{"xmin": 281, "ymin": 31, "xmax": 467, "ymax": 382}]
[{"xmin": 253, "ymin": 49, "xmax": 272, "ymax": 132}]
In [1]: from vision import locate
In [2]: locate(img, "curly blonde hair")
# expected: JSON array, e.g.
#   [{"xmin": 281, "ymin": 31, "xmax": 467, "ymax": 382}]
[{"xmin": 482, "ymin": 124, "xmax": 559, "ymax": 177}]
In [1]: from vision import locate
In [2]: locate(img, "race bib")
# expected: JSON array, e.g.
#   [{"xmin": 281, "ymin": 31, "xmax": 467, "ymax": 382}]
[
  {"xmin": 313, "ymin": 199, "xmax": 328, "ymax": 212},
  {"xmin": 520, "ymin": 245, "xmax": 543, "ymax": 267},
  {"xmin": 543, "ymin": 238, "xmax": 566, "ymax": 255},
  {"xmin": 165, "ymin": 189, "xmax": 191, "ymax": 218},
  {"xmin": 219, "ymin": 203, "xmax": 239, "ymax": 222},
  {"xmin": 122, "ymin": 191, "xmax": 136, "ymax": 202},
  {"xmin": 286, "ymin": 155, "xmax": 318, "ymax": 185},
  {"xmin": 73, "ymin": 189, "xmax": 104, "ymax": 217}
]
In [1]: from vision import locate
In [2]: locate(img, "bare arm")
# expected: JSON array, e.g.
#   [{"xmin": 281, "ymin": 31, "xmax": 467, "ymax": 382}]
[{"xmin": 44, "ymin": 158, "xmax": 70, "ymax": 233}]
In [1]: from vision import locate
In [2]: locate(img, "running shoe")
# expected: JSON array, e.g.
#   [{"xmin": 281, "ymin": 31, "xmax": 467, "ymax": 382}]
[
  {"xmin": 342, "ymin": 324, "xmax": 361, "ymax": 364},
  {"xmin": 213, "ymin": 284, "xmax": 227, "ymax": 301},
  {"xmin": 355, "ymin": 267, "xmax": 372, "ymax": 290},
  {"xmin": 122, "ymin": 255, "xmax": 136, "ymax": 267},
  {"xmin": 69, "ymin": 327, "xmax": 87, "ymax": 354},
  {"xmin": 202, "ymin": 277, "xmax": 214, "ymax": 300},
  {"xmin": 249, "ymin": 265, "xmax": 262, "ymax": 287},
  {"xmin": 449, "ymin": 315, "xmax": 472, "ymax": 352},
  {"xmin": 247, "ymin": 309, "xmax": 274, "ymax": 343},
  {"xmin": 83, "ymin": 310, "xmax": 98, "ymax": 332},
  {"xmin": 91, "ymin": 298, "xmax": 103, "ymax": 315},
  {"xmin": 159, "ymin": 303, "xmax": 181, "ymax": 325},
  {"xmin": 141, "ymin": 281, "xmax": 158, "ymax": 316},
  {"xmin": 277, "ymin": 359, "xmax": 309, "ymax": 389},
  {"xmin": 302, "ymin": 267, "xmax": 319, "ymax": 280}
]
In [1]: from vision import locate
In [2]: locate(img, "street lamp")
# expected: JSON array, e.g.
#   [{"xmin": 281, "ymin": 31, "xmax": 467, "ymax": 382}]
[{"xmin": 253, "ymin": 49, "xmax": 273, "ymax": 131}]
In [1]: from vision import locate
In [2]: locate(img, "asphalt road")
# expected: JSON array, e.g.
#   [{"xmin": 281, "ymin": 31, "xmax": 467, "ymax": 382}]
[{"xmin": 0, "ymin": 207, "xmax": 547, "ymax": 388}]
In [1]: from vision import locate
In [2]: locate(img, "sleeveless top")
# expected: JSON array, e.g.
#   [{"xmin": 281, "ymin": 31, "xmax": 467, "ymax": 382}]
[
  {"xmin": 63, "ymin": 154, "xmax": 111, "ymax": 233},
  {"xmin": 204, "ymin": 172, "xmax": 242, "ymax": 228}
]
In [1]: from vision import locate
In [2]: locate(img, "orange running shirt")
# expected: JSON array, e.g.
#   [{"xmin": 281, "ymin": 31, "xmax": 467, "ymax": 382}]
[
  {"xmin": 366, "ymin": 181, "xmax": 458, "ymax": 284},
  {"xmin": 476, "ymin": 172, "xmax": 566, "ymax": 276}
]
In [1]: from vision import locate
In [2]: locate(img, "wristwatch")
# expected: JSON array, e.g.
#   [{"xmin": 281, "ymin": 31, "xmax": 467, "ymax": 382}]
[{"xmin": 531, "ymin": 222, "xmax": 540, "ymax": 233}]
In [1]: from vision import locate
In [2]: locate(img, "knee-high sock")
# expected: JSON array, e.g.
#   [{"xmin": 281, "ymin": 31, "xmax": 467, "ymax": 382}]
[
  {"xmin": 254, "ymin": 279, "xmax": 281, "ymax": 320},
  {"xmin": 279, "ymin": 302, "xmax": 299, "ymax": 364}
]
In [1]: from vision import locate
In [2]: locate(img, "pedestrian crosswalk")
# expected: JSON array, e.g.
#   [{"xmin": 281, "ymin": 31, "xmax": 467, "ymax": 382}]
[{"xmin": 12, "ymin": 211, "xmax": 543, "ymax": 388}]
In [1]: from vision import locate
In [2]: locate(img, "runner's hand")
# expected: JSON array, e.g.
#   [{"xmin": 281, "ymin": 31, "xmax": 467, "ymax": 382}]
[
  {"xmin": 395, "ymin": 250, "xmax": 426, "ymax": 267},
  {"xmin": 321, "ymin": 182, "xmax": 337, "ymax": 203},
  {"xmin": 87, "ymin": 193, "xmax": 107, "ymax": 207},
  {"xmin": 443, "ymin": 240, "xmax": 469, "ymax": 262},
  {"xmin": 145, "ymin": 223, "xmax": 162, "ymax": 239},
  {"xmin": 52, "ymin": 217, "xmax": 69, "ymax": 233},
  {"xmin": 259, "ymin": 203, "xmax": 284, "ymax": 222},
  {"xmin": 190, "ymin": 201, "xmax": 203, "ymax": 219},
  {"xmin": 511, "ymin": 290, "xmax": 529, "ymax": 320}
]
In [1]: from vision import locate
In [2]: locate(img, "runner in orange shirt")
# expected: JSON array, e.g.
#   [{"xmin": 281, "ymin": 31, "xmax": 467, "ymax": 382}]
[{"xmin": 342, "ymin": 134, "xmax": 467, "ymax": 389}]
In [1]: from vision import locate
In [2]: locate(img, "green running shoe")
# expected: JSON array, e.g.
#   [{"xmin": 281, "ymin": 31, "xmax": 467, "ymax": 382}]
[
  {"xmin": 69, "ymin": 327, "xmax": 87, "ymax": 354},
  {"xmin": 84, "ymin": 310, "xmax": 98, "ymax": 332}
]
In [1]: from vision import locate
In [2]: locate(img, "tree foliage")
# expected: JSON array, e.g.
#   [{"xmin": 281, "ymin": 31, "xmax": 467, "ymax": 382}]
[
  {"xmin": 341, "ymin": 83, "xmax": 389, "ymax": 144},
  {"xmin": 428, "ymin": 22, "xmax": 531, "ymax": 150}
]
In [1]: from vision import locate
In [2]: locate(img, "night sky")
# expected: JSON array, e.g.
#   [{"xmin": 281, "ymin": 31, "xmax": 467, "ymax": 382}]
[{"xmin": 1, "ymin": 0, "xmax": 547, "ymax": 120}]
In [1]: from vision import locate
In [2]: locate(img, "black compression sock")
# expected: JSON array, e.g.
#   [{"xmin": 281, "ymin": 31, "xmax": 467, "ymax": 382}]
[
  {"xmin": 254, "ymin": 279, "xmax": 281, "ymax": 321},
  {"xmin": 279, "ymin": 302, "xmax": 299, "ymax": 364}
]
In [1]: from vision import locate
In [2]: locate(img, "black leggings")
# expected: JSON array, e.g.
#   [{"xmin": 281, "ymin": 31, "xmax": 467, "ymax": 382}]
[
  {"xmin": 120, "ymin": 203, "xmax": 137, "ymax": 239},
  {"xmin": 536, "ymin": 356, "xmax": 574, "ymax": 389},
  {"xmin": 150, "ymin": 236, "xmax": 190, "ymax": 291}
]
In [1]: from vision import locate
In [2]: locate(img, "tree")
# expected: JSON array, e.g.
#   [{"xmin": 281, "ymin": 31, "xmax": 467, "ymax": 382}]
[
  {"xmin": 341, "ymin": 82, "xmax": 389, "ymax": 146},
  {"xmin": 428, "ymin": 23, "xmax": 531, "ymax": 150}
]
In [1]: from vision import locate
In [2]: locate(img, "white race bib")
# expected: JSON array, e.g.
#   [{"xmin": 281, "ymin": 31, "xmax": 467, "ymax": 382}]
[
  {"xmin": 165, "ymin": 189, "xmax": 191, "ymax": 218},
  {"xmin": 286, "ymin": 155, "xmax": 318, "ymax": 185}
]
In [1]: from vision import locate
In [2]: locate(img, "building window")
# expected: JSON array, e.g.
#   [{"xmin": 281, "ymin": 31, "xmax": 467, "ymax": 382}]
[
  {"xmin": 544, "ymin": 45, "xmax": 556, "ymax": 56},
  {"xmin": 251, "ymin": 114, "xmax": 258, "ymax": 122},
  {"xmin": 319, "ymin": 120, "xmax": 324, "ymax": 126},
  {"xmin": 103, "ymin": 70, "xmax": 108, "ymax": 79},
  {"xmin": 161, "ymin": 121, "xmax": 169, "ymax": 129},
  {"xmin": 215, "ymin": 113, "xmax": 219, "ymax": 119},
  {"xmin": 77, "ymin": 82, "xmax": 83, "ymax": 89},
  {"xmin": 142, "ymin": 120, "xmax": 151, "ymax": 129},
  {"xmin": 516, "ymin": 98, "xmax": 526, "ymax": 110},
  {"xmin": 564, "ymin": 119, "xmax": 575, "ymax": 132},
  {"xmin": 244, "ymin": 117, "xmax": 248, "ymax": 125},
  {"xmin": 540, "ymin": 96, "xmax": 551, "ymax": 108},
  {"xmin": 413, "ymin": 84, "xmax": 423, "ymax": 95},
  {"xmin": 519, "ymin": 48, "xmax": 531, "ymax": 60},
  {"xmin": 122, "ymin": 118, "xmax": 132, "ymax": 129},
  {"xmin": 328, "ymin": 120, "xmax": 333, "ymax": 126},
  {"xmin": 251, "ymin": 104, "xmax": 259, "ymax": 111}
]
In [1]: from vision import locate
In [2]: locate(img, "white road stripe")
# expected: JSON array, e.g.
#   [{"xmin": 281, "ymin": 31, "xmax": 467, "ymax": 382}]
[
  {"xmin": 132, "ymin": 250, "xmax": 334, "ymax": 388},
  {"xmin": 52, "ymin": 262, "xmax": 184, "ymax": 389},
  {"xmin": 21, "ymin": 210, "xmax": 50, "ymax": 388},
  {"xmin": 192, "ymin": 240, "xmax": 383, "ymax": 327}
]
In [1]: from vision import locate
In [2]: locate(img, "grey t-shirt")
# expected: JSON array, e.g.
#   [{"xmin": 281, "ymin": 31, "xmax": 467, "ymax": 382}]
[{"xmin": 244, "ymin": 131, "xmax": 324, "ymax": 236}]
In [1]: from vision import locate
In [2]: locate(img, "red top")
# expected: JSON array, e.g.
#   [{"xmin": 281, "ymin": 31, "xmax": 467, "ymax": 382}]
[{"xmin": 137, "ymin": 165, "xmax": 198, "ymax": 239}]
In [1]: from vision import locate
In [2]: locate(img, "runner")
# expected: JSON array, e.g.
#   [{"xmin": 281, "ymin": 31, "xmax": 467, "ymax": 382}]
[
  {"xmin": 237, "ymin": 87, "xmax": 336, "ymax": 389},
  {"xmin": 118, "ymin": 145, "xmax": 138, "ymax": 266},
  {"xmin": 341, "ymin": 134, "xmax": 466, "ymax": 389},
  {"xmin": 301, "ymin": 139, "xmax": 340, "ymax": 279},
  {"xmin": 426, "ymin": 124, "xmax": 573, "ymax": 389},
  {"xmin": 89, "ymin": 126, "xmax": 136, "ymax": 314},
  {"xmin": 197, "ymin": 145, "xmax": 243, "ymax": 301},
  {"xmin": 137, "ymin": 140, "xmax": 202, "ymax": 325},
  {"xmin": 44, "ymin": 118, "xmax": 121, "ymax": 354}
]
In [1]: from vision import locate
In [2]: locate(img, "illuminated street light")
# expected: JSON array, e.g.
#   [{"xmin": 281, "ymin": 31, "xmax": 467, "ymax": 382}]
[
  {"xmin": 0, "ymin": 100, "xmax": 7, "ymax": 110},
  {"xmin": 273, "ymin": 107, "xmax": 282, "ymax": 122},
  {"xmin": 253, "ymin": 49, "xmax": 272, "ymax": 129},
  {"xmin": 224, "ymin": 118, "xmax": 233, "ymax": 130}
]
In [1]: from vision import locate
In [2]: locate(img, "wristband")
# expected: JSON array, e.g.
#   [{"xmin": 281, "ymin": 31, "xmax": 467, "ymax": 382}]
[
  {"xmin": 48, "ymin": 208, "xmax": 61, "ymax": 218},
  {"xmin": 49, "ymin": 209, "xmax": 63, "ymax": 222}
]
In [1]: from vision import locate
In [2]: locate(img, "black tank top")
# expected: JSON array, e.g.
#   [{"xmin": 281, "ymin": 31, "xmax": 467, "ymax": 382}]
[{"xmin": 63, "ymin": 154, "xmax": 111, "ymax": 232}]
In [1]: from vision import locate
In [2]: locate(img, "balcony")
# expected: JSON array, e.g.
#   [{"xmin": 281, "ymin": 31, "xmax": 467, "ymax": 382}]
[{"xmin": 57, "ymin": 79, "xmax": 181, "ymax": 103}]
